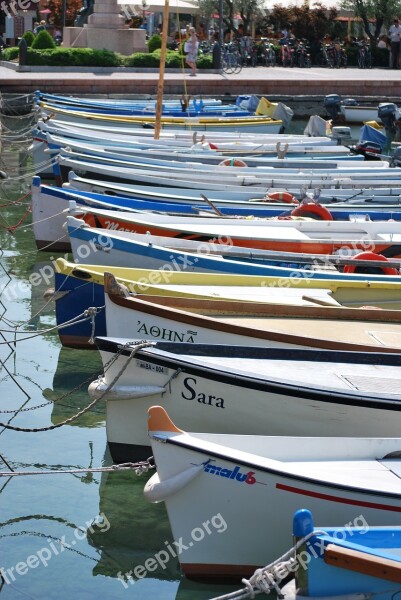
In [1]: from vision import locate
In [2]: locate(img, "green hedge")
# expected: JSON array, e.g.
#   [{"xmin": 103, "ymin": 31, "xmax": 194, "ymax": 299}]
[
  {"xmin": 31, "ymin": 30, "xmax": 56, "ymax": 50},
  {"xmin": 26, "ymin": 47, "xmax": 122, "ymax": 66},
  {"xmin": 124, "ymin": 52, "xmax": 159, "ymax": 67},
  {"xmin": 339, "ymin": 45, "xmax": 389, "ymax": 68},
  {"xmin": 6, "ymin": 44, "xmax": 214, "ymax": 67},
  {"xmin": 3, "ymin": 46, "xmax": 19, "ymax": 60},
  {"xmin": 22, "ymin": 31, "xmax": 35, "ymax": 47},
  {"xmin": 147, "ymin": 34, "xmax": 162, "ymax": 52}
]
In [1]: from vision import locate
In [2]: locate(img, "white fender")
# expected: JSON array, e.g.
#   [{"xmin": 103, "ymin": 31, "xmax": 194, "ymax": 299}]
[
  {"xmin": 88, "ymin": 378, "xmax": 165, "ymax": 400},
  {"xmin": 144, "ymin": 464, "xmax": 204, "ymax": 504}
]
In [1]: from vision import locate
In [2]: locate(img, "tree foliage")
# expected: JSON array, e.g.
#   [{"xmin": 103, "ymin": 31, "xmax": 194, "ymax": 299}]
[
  {"xmin": 267, "ymin": 3, "xmax": 338, "ymax": 42},
  {"xmin": 341, "ymin": 0, "xmax": 401, "ymax": 42},
  {"xmin": 196, "ymin": 0, "xmax": 265, "ymax": 36},
  {"xmin": 45, "ymin": 0, "xmax": 83, "ymax": 27}
]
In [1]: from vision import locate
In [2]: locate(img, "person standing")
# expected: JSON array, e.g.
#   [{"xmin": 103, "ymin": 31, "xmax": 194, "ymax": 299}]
[
  {"xmin": 184, "ymin": 26, "xmax": 199, "ymax": 76},
  {"xmin": 389, "ymin": 17, "xmax": 401, "ymax": 68}
]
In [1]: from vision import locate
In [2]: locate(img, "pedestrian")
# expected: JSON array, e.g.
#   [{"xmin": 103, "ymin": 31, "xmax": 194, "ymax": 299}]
[
  {"xmin": 389, "ymin": 17, "xmax": 401, "ymax": 68},
  {"xmin": 36, "ymin": 20, "xmax": 46, "ymax": 33},
  {"xmin": 184, "ymin": 26, "xmax": 199, "ymax": 76}
]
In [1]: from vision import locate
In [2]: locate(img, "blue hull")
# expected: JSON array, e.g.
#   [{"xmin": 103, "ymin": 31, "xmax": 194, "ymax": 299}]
[
  {"xmin": 55, "ymin": 272, "xmax": 106, "ymax": 346},
  {"xmin": 292, "ymin": 509, "xmax": 401, "ymax": 599},
  {"xmin": 40, "ymin": 180, "xmax": 401, "ymax": 221}
]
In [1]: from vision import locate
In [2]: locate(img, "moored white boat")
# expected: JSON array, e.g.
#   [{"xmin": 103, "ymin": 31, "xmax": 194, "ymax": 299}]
[
  {"xmin": 67, "ymin": 210, "xmax": 401, "ymax": 257},
  {"xmin": 40, "ymin": 104, "xmax": 284, "ymax": 133},
  {"xmin": 88, "ymin": 339, "xmax": 401, "ymax": 463},
  {"xmin": 144, "ymin": 405, "xmax": 401, "ymax": 579}
]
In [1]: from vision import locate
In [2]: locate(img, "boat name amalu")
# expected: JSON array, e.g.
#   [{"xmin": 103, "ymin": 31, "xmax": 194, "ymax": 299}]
[
  {"xmin": 181, "ymin": 376, "xmax": 225, "ymax": 408},
  {"xmin": 136, "ymin": 321, "xmax": 198, "ymax": 343},
  {"xmin": 199, "ymin": 460, "xmax": 264, "ymax": 485}
]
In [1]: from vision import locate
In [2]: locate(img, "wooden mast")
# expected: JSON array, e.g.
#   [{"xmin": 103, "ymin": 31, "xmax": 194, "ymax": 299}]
[{"xmin": 154, "ymin": 0, "xmax": 170, "ymax": 140}]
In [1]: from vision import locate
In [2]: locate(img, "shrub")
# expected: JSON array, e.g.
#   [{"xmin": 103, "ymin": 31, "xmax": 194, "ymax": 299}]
[
  {"xmin": 26, "ymin": 47, "xmax": 123, "ymax": 66},
  {"xmin": 344, "ymin": 45, "xmax": 356, "ymax": 67},
  {"xmin": 124, "ymin": 52, "xmax": 159, "ymax": 67},
  {"xmin": 31, "ymin": 30, "xmax": 56, "ymax": 50},
  {"xmin": 372, "ymin": 46, "xmax": 390, "ymax": 68},
  {"xmin": 2, "ymin": 46, "xmax": 19, "ymax": 61},
  {"xmin": 22, "ymin": 31, "xmax": 35, "ymax": 47},
  {"xmin": 165, "ymin": 51, "xmax": 182, "ymax": 68},
  {"xmin": 196, "ymin": 54, "xmax": 212, "ymax": 69},
  {"xmin": 147, "ymin": 34, "xmax": 161, "ymax": 52}
]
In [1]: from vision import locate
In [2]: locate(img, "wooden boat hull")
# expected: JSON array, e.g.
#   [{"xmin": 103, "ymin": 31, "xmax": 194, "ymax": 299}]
[{"xmin": 53, "ymin": 258, "xmax": 401, "ymax": 348}]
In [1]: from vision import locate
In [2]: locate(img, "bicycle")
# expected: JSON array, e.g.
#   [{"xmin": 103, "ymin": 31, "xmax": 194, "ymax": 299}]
[
  {"xmin": 221, "ymin": 42, "xmax": 242, "ymax": 74},
  {"xmin": 293, "ymin": 39, "xmax": 311, "ymax": 67},
  {"xmin": 259, "ymin": 38, "xmax": 276, "ymax": 67},
  {"xmin": 356, "ymin": 40, "xmax": 372, "ymax": 68},
  {"xmin": 280, "ymin": 40, "xmax": 294, "ymax": 67}
]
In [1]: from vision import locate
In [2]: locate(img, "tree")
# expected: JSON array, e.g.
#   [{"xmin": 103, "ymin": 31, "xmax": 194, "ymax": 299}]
[
  {"xmin": 197, "ymin": 0, "xmax": 265, "ymax": 37},
  {"xmin": 267, "ymin": 3, "xmax": 338, "ymax": 42},
  {"xmin": 44, "ymin": 0, "xmax": 83, "ymax": 27},
  {"xmin": 341, "ymin": 0, "xmax": 401, "ymax": 42}
]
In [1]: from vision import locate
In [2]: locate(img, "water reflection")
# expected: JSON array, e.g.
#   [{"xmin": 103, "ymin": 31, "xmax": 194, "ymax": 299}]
[
  {"xmin": 87, "ymin": 453, "xmax": 180, "ymax": 582},
  {"xmin": 46, "ymin": 345, "xmax": 104, "ymax": 428}
]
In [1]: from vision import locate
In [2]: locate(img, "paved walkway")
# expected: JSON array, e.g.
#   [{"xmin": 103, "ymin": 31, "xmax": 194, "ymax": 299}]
[{"xmin": 1, "ymin": 64, "xmax": 401, "ymax": 97}]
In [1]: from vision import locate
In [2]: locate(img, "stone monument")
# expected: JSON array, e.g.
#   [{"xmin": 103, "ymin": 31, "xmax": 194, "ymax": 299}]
[{"xmin": 63, "ymin": 0, "xmax": 147, "ymax": 55}]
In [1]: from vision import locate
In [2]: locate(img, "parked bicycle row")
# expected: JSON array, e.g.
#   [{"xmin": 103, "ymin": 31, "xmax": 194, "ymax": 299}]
[{"xmin": 199, "ymin": 36, "xmax": 376, "ymax": 69}]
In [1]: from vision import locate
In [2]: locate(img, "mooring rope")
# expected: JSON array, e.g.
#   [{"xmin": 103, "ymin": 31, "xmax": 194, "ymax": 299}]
[
  {"xmin": 0, "ymin": 155, "xmax": 59, "ymax": 182},
  {"xmin": 209, "ymin": 529, "xmax": 328, "ymax": 600},
  {"xmin": 0, "ymin": 340, "xmax": 154, "ymax": 432},
  {"xmin": 0, "ymin": 460, "xmax": 155, "ymax": 477},
  {"xmin": 0, "ymin": 307, "xmax": 102, "ymax": 345}
]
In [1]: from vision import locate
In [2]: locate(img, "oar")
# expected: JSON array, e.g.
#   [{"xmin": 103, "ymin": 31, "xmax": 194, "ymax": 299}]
[
  {"xmin": 301, "ymin": 295, "xmax": 338, "ymax": 307},
  {"xmin": 199, "ymin": 193, "xmax": 224, "ymax": 217}
]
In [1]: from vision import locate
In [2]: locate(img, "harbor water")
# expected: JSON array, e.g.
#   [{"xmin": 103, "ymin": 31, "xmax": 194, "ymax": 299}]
[{"xmin": 0, "ymin": 112, "xmax": 366, "ymax": 599}]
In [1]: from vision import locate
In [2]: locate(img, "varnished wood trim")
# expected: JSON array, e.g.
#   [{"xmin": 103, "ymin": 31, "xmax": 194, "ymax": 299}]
[{"xmin": 325, "ymin": 543, "xmax": 401, "ymax": 584}]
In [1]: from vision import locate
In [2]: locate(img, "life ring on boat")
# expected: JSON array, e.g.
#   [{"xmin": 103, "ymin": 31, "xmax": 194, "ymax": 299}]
[
  {"xmin": 263, "ymin": 191, "xmax": 299, "ymax": 204},
  {"xmin": 218, "ymin": 158, "xmax": 248, "ymax": 167},
  {"xmin": 290, "ymin": 202, "xmax": 334, "ymax": 221},
  {"xmin": 343, "ymin": 251, "xmax": 400, "ymax": 276}
]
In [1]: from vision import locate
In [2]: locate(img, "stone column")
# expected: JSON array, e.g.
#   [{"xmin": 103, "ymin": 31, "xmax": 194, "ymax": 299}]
[{"xmin": 63, "ymin": 0, "xmax": 148, "ymax": 55}]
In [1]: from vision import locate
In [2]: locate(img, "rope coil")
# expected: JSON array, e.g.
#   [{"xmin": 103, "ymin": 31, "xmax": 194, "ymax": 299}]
[{"xmin": 209, "ymin": 529, "xmax": 328, "ymax": 600}]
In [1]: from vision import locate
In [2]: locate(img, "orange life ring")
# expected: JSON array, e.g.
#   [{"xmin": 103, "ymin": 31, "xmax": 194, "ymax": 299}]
[
  {"xmin": 290, "ymin": 202, "xmax": 333, "ymax": 221},
  {"xmin": 218, "ymin": 158, "xmax": 248, "ymax": 167},
  {"xmin": 263, "ymin": 191, "xmax": 299, "ymax": 204},
  {"xmin": 343, "ymin": 251, "xmax": 399, "ymax": 276}
]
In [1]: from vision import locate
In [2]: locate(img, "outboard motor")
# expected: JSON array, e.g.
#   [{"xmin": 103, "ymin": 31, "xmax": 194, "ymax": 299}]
[
  {"xmin": 342, "ymin": 98, "xmax": 358, "ymax": 107},
  {"xmin": 378, "ymin": 102, "xmax": 398, "ymax": 133},
  {"xmin": 323, "ymin": 94, "xmax": 342, "ymax": 120},
  {"xmin": 390, "ymin": 146, "xmax": 401, "ymax": 168},
  {"xmin": 354, "ymin": 140, "xmax": 382, "ymax": 159}
]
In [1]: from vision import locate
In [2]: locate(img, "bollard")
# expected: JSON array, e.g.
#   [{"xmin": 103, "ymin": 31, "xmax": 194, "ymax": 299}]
[
  {"xmin": 18, "ymin": 38, "xmax": 27, "ymax": 66},
  {"xmin": 212, "ymin": 41, "xmax": 221, "ymax": 70}
]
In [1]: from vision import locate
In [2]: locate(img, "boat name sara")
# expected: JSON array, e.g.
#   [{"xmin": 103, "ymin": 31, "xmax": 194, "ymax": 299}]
[
  {"xmin": 181, "ymin": 376, "xmax": 225, "ymax": 409},
  {"xmin": 137, "ymin": 321, "xmax": 198, "ymax": 343},
  {"xmin": 200, "ymin": 460, "xmax": 264, "ymax": 485}
]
